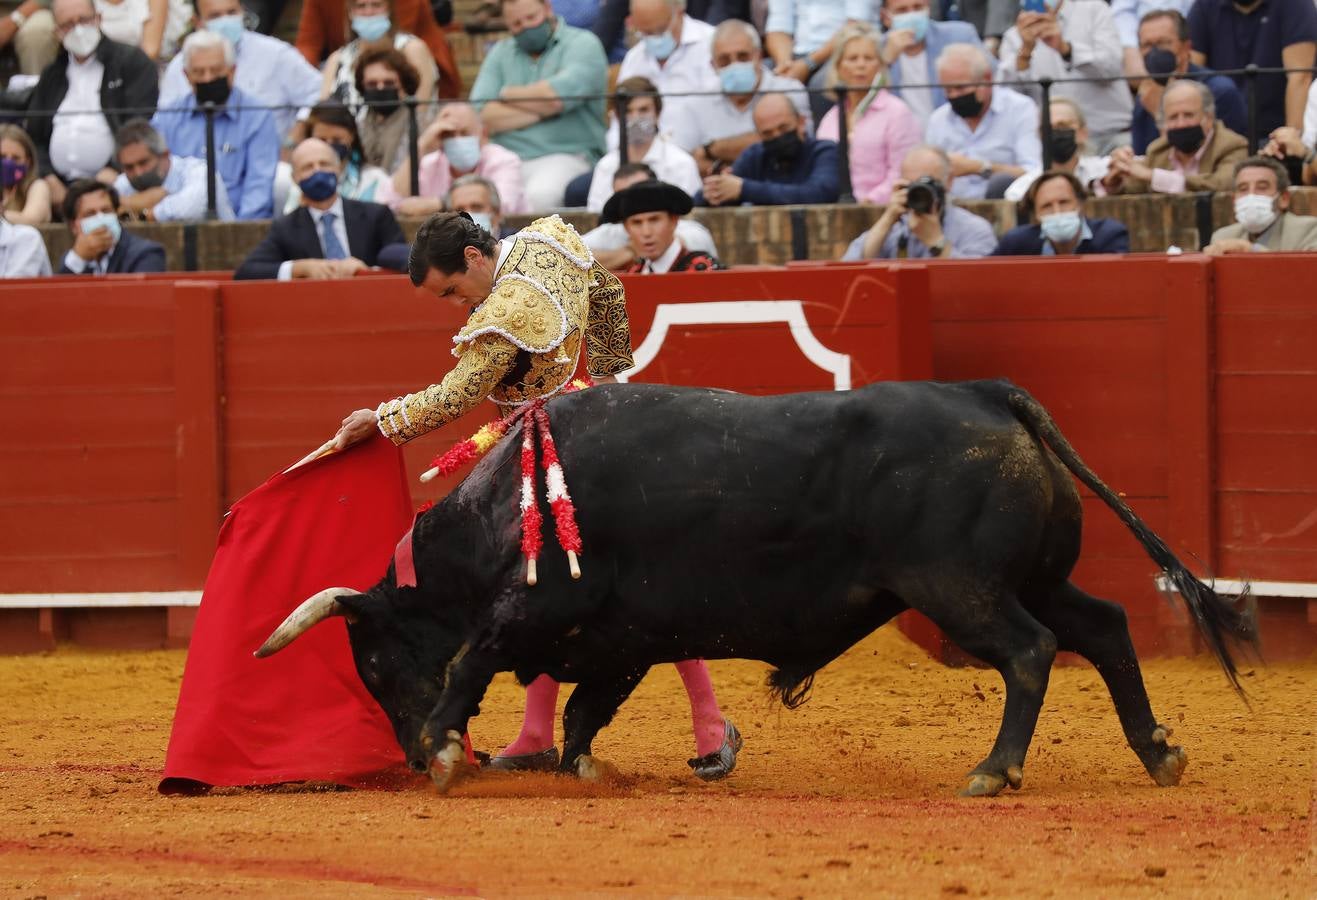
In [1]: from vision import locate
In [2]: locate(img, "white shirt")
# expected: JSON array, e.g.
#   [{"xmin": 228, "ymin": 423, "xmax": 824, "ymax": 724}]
[
  {"xmin": 49, "ymin": 54, "xmax": 116, "ymax": 180},
  {"xmin": 664, "ymin": 69, "xmax": 811, "ymax": 153},
  {"xmin": 113, "ymin": 154, "xmax": 237, "ymax": 222},
  {"xmin": 277, "ymin": 197, "xmax": 350, "ymax": 280},
  {"xmin": 641, "ymin": 237, "xmax": 683, "ymax": 273},
  {"xmin": 1302, "ymin": 79, "xmax": 1317, "ymax": 149},
  {"xmin": 1004, "ymin": 155, "xmax": 1111, "ymax": 201},
  {"xmin": 896, "ymin": 50, "xmax": 935, "ymax": 124},
  {"xmin": 582, "ymin": 219, "xmax": 717, "ymax": 256},
  {"xmin": 617, "ymin": 15, "xmax": 718, "ymax": 138},
  {"xmin": 586, "ymin": 136, "xmax": 702, "ymax": 212},
  {"xmin": 925, "ymin": 88, "xmax": 1042, "ymax": 199},
  {"xmin": 0, "ymin": 219, "xmax": 52, "ymax": 277}
]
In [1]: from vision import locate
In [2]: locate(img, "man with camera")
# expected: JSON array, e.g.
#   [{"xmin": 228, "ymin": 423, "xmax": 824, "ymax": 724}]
[{"xmin": 841, "ymin": 145, "xmax": 998, "ymax": 260}]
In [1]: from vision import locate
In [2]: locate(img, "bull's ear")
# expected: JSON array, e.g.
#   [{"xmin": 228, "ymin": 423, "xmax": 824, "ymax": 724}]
[{"xmin": 335, "ymin": 590, "xmax": 371, "ymax": 623}]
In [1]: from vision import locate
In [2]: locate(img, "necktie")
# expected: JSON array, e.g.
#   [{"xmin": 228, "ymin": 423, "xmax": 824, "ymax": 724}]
[{"xmin": 320, "ymin": 211, "xmax": 347, "ymax": 260}]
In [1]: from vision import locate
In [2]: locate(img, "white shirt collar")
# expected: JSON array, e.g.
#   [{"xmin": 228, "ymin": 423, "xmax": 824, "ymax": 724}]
[
  {"xmin": 308, "ymin": 196, "xmax": 345, "ymax": 223},
  {"xmin": 644, "ymin": 238, "xmax": 682, "ymax": 273}
]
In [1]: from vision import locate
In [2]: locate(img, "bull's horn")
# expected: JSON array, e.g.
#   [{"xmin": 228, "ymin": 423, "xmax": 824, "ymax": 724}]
[{"xmin": 253, "ymin": 587, "xmax": 361, "ymax": 658}]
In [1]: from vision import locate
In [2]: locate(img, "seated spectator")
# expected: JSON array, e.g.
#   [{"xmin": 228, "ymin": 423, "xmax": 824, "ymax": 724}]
[
  {"xmin": 0, "ymin": 213, "xmax": 51, "ymax": 276},
  {"xmin": 842, "ymin": 144, "xmax": 998, "ymax": 260},
  {"xmin": 319, "ymin": 0, "xmax": 437, "ymax": 109},
  {"xmin": 667, "ymin": 19, "xmax": 810, "ymax": 176},
  {"xmin": 1262, "ymin": 125, "xmax": 1317, "ymax": 186},
  {"xmin": 445, "ymin": 173, "xmax": 507, "ymax": 237},
  {"xmin": 993, "ymin": 170, "xmax": 1129, "ymax": 255},
  {"xmin": 0, "ymin": 124, "xmax": 52, "ymax": 224},
  {"xmin": 161, "ymin": 0, "xmax": 323, "ymax": 139},
  {"xmin": 152, "ymin": 31, "xmax": 280, "ymax": 220},
  {"xmin": 295, "ymin": 0, "xmax": 460, "ymax": 100},
  {"xmin": 354, "ymin": 46, "xmax": 434, "ymax": 173},
  {"xmin": 1101, "ymin": 80, "xmax": 1246, "ymax": 194},
  {"xmin": 236, "ymin": 138, "xmax": 409, "ymax": 280},
  {"xmin": 1204, "ymin": 156, "xmax": 1317, "ymax": 254},
  {"xmin": 1111, "ymin": 0, "xmax": 1195, "ymax": 77},
  {"xmin": 615, "ymin": 0, "xmax": 716, "ymax": 138},
  {"xmin": 926, "ymin": 43, "xmax": 1041, "ymax": 200},
  {"xmin": 25, "ymin": 0, "xmax": 158, "ymax": 210},
  {"xmin": 281, "ymin": 102, "xmax": 391, "ymax": 213},
  {"xmin": 583, "ymin": 161, "xmax": 718, "ymax": 270},
  {"xmin": 1188, "ymin": 0, "xmax": 1316, "ymax": 137},
  {"xmin": 586, "ymin": 77, "xmax": 701, "ymax": 213},
  {"xmin": 601, "ymin": 179, "xmax": 722, "ymax": 272},
  {"xmin": 1131, "ymin": 9, "xmax": 1246, "ymax": 155},
  {"xmin": 698, "ymin": 92, "xmax": 840, "ymax": 206},
  {"xmin": 1004, "ymin": 98, "xmax": 1110, "ymax": 201},
  {"xmin": 997, "ymin": 0, "xmax": 1132, "ymax": 154},
  {"xmin": 113, "ymin": 119, "xmax": 235, "ymax": 222},
  {"xmin": 765, "ymin": 0, "xmax": 870, "ymax": 121},
  {"xmin": 0, "ymin": 0, "xmax": 59, "ymax": 75},
  {"xmin": 469, "ymin": 0, "xmax": 608, "ymax": 211},
  {"xmin": 95, "ymin": 0, "xmax": 190, "ymax": 61},
  {"xmin": 382, "ymin": 101, "xmax": 526, "ymax": 217},
  {"xmin": 57, "ymin": 178, "xmax": 166, "ymax": 273},
  {"xmin": 816, "ymin": 23, "xmax": 921, "ymax": 204},
  {"xmin": 879, "ymin": 0, "xmax": 985, "ymax": 127}
]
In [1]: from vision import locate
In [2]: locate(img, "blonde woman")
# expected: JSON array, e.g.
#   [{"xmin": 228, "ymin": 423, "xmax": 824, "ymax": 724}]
[
  {"xmin": 0, "ymin": 125, "xmax": 52, "ymax": 225},
  {"xmin": 816, "ymin": 23, "xmax": 922, "ymax": 205}
]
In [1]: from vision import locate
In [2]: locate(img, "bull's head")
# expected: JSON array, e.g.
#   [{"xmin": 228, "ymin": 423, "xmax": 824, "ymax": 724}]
[{"xmin": 255, "ymin": 584, "xmax": 464, "ymax": 772}]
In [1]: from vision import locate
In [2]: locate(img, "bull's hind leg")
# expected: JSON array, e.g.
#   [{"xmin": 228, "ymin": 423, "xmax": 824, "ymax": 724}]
[
  {"xmin": 559, "ymin": 668, "xmax": 647, "ymax": 780},
  {"xmin": 1029, "ymin": 581, "xmax": 1187, "ymax": 787}
]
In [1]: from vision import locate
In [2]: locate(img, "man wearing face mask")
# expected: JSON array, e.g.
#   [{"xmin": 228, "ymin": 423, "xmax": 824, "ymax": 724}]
[
  {"xmin": 235, "ymin": 138, "xmax": 409, "ymax": 280},
  {"xmin": 112, "ymin": 119, "xmax": 236, "ymax": 222},
  {"xmin": 1004, "ymin": 98, "xmax": 1110, "ymax": 201},
  {"xmin": 880, "ymin": 0, "xmax": 984, "ymax": 127},
  {"xmin": 382, "ymin": 101, "xmax": 527, "ymax": 217},
  {"xmin": 24, "ymin": 0, "xmax": 157, "ymax": 209},
  {"xmin": 151, "ymin": 30, "xmax": 280, "ymax": 220},
  {"xmin": 56, "ymin": 179, "xmax": 166, "ymax": 274},
  {"xmin": 444, "ymin": 174, "xmax": 506, "ymax": 237},
  {"xmin": 1102, "ymin": 79, "xmax": 1246, "ymax": 195},
  {"xmin": 585, "ymin": 77, "xmax": 701, "ymax": 213},
  {"xmin": 1130, "ymin": 10, "xmax": 1245, "ymax": 156},
  {"xmin": 1204, "ymin": 156, "xmax": 1317, "ymax": 254},
  {"xmin": 993, "ymin": 170, "xmax": 1129, "ymax": 255},
  {"xmin": 160, "ymin": 0, "xmax": 322, "ymax": 140},
  {"xmin": 698, "ymin": 92, "xmax": 839, "ymax": 207},
  {"xmin": 615, "ymin": 0, "xmax": 715, "ymax": 139}
]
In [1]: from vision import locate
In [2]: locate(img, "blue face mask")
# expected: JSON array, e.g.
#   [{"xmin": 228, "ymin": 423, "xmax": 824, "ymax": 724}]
[
  {"xmin": 1040, "ymin": 210, "xmax": 1082, "ymax": 244},
  {"xmin": 467, "ymin": 210, "xmax": 493, "ymax": 233},
  {"xmin": 889, "ymin": 10, "xmax": 929, "ymax": 43},
  {"xmin": 80, "ymin": 211, "xmax": 121, "ymax": 243},
  {"xmin": 442, "ymin": 135, "xmax": 482, "ymax": 172},
  {"xmin": 644, "ymin": 27, "xmax": 677, "ymax": 61},
  {"xmin": 351, "ymin": 14, "xmax": 391, "ymax": 41},
  {"xmin": 206, "ymin": 13, "xmax": 245, "ymax": 48},
  {"xmin": 299, "ymin": 169, "xmax": 338, "ymax": 202},
  {"xmin": 718, "ymin": 60, "xmax": 759, "ymax": 94}
]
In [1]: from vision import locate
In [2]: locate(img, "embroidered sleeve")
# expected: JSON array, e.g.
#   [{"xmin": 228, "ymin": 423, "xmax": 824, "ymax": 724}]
[
  {"xmin": 584, "ymin": 260, "xmax": 634, "ymax": 377},
  {"xmin": 375, "ymin": 334, "xmax": 518, "ymax": 445}
]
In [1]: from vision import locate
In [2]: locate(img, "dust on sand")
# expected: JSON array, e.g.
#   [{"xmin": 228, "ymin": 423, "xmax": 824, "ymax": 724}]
[{"xmin": 1, "ymin": 627, "xmax": 1313, "ymax": 897}]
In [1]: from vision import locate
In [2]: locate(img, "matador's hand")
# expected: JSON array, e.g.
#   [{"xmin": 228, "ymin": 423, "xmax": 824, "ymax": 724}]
[{"xmin": 334, "ymin": 408, "xmax": 380, "ymax": 451}]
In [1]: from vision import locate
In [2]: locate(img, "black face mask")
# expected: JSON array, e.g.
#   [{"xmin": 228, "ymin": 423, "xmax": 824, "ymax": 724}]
[
  {"xmin": 949, "ymin": 91, "xmax": 984, "ymax": 120},
  {"xmin": 1166, "ymin": 123, "xmax": 1205, "ymax": 154},
  {"xmin": 363, "ymin": 87, "xmax": 401, "ymax": 114},
  {"xmin": 762, "ymin": 130, "xmax": 803, "ymax": 167},
  {"xmin": 128, "ymin": 167, "xmax": 164, "ymax": 191},
  {"xmin": 194, "ymin": 75, "xmax": 231, "ymax": 106},
  {"xmin": 1142, "ymin": 48, "xmax": 1179, "ymax": 87},
  {"xmin": 1048, "ymin": 127, "xmax": 1078, "ymax": 164}
]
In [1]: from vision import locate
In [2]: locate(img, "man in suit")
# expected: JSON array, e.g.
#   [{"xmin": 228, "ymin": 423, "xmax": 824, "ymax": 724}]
[
  {"xmin": 1205, "ymin": 156, "xmax": 1317, "ymax": 254},
  {"xmin": 993, "ymin": 170, "xmax": 1129, "ymax": 255},
  {"xmin": 235, "ymin": 139, "xmax": 410, "ymax": 281},
  {"xmin": 57, "ymin": 179, "xmax": 166, "ymax": 275},
  {"xmin": 880, "ymin": 0, "xmax": 985, "ymax": 126}
]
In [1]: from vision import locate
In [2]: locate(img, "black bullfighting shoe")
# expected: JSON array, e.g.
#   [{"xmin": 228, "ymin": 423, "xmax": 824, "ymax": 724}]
[
  {"xmin": 487, "ymin": 746, "xmax": 560, "ymax": 772},
  {"xmin": 687, "ymin": 720, "xmax": 743, "ymax": 782}
]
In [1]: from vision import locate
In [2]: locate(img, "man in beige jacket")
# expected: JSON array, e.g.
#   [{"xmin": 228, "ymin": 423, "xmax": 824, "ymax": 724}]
[{"xmin": 1205, "ymin": 156, "xmax": 1317, "ymax": 254}]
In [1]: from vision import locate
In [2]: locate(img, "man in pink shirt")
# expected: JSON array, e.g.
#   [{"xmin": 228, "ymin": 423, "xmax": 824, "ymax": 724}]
[{"xmin": 379, "ymin": 101, "xmax": 529, "ymax": 216}]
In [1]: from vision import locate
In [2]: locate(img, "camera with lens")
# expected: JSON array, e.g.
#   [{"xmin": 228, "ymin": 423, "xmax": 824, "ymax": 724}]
[{"xmin": 905, "ymin": 176, "xmax": 946, "ymax": 215}]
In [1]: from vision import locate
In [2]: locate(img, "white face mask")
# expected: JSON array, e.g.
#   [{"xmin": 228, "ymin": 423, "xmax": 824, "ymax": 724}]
[
  {"xmin": 1233, "ymin": 193, "xmax": 1278, "ymax": 234},
  {"xmin": 63, "ymin": 22, "xmax": 101, "ymax": 58}
]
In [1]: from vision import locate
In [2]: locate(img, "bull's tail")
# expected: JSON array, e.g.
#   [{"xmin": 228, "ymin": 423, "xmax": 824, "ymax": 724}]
[{"xmin": 1002, "ymin": 385, "xmax": 1259, "ymax": 697}]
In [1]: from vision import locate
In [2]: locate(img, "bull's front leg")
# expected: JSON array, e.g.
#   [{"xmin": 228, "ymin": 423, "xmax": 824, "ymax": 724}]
[
  {"xmin": 560, "ymin": 668, "xmax": 648, "ymax": 781},
  {"xmin": 418, "ymin": 649, "xmax": 500, "ymax": 793}
]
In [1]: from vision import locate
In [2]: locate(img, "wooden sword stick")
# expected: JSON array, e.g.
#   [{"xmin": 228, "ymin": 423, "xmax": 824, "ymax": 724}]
[{"xmin": 283, "ymin": 439, "xmax": 338, "ymax": 474}]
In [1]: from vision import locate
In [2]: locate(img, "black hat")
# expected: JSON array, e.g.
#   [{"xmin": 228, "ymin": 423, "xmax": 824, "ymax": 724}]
[{"xmin": 600, "ymin": 179, "xmax": 693, "ymax": 224}]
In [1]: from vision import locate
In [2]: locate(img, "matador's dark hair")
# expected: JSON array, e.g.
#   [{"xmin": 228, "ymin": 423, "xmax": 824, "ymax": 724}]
[{"xmin": 407, "ymin": 211, "xmax": 498, "ymax": 285}]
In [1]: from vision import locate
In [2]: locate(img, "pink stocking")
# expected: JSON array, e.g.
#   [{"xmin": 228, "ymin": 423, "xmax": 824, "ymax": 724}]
[
  {"xmin": 675, "ymin": 659, "xmax": 726, "ymax": 756},
  {"xmin": 499, "ymin": 673, "xmax": 560, "ymax": 756}
]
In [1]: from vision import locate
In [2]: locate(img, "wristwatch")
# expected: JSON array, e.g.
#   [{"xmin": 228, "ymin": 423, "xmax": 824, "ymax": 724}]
[
  {"xmin": 928, "ymin": 238, "xmax": 948, "ymax": 257},
  {"xmin": 979, "ymin": 161, "xmax": 993, "ymax": 180}
]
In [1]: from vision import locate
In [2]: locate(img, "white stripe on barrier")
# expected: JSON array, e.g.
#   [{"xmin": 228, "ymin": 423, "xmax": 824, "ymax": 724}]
[
  {"xmin": 0, "ymin": 591, "xmax": 203, "ymax": 609},
  {"xmin": 1153, "ymin": 577, "xmax": 1317, "ymax": 598}
]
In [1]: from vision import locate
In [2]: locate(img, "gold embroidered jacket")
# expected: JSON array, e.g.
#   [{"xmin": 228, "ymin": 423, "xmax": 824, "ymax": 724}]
[{"xmin": 376, "ymin": 215, "xmax": 634, "ymax": 445}]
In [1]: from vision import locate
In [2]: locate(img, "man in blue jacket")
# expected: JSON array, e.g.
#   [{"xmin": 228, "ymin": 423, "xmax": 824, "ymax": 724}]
[
  {"xmin": 697, "ymin": 92, "xmax": 840, "ymax": 207},
  {"xmin": 992, "ymin": 170, "xmax": 1129, "ymax": 255}
]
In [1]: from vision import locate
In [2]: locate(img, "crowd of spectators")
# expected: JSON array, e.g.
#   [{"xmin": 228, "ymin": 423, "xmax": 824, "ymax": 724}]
[{"xmin": 3, "ymin": 0, "xmax": 1317, "ymax": 278}]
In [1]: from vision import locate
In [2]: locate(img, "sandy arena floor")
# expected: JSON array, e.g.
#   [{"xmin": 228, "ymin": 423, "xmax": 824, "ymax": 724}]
[{"xmin": 1, "ymin": 626, "xmax": 1314, "ymax": 898}]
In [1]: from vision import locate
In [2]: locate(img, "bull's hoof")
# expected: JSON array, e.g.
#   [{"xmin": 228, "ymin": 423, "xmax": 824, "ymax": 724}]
[
  {"xmin": 427, "ymin": 730, "xmax": 475, "ymax": 794},
  {"xmin": 1150, "ymin": 745, "xmax": 1188, "ymax": 787},
  {"xmin": 1005, "ymin": 765, "xmax": 1023, "ymax": 790},
  {"xmin": 575, "ymin": 754, "xmax": 620, "ymax": 783},
  {"xmin": 959, "ymin": 772, "xmax": 1008, "ymax": 797}
]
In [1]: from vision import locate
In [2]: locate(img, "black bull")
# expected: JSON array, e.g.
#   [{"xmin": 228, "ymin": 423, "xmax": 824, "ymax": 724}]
[{"xmin": 258, "ymin": 380, "xmax": 1257, "ymax": 796}]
